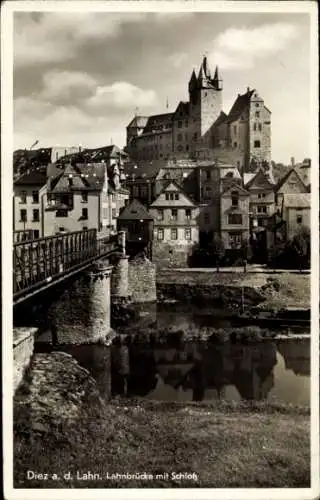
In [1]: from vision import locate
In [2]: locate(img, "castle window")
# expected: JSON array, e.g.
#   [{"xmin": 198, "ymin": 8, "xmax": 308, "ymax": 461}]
[
  {"xmin": 258, "ymin": 123, "xmax": 262, "ymax": 131},
  {"xmin": 255, "ymin": 103, "xmax": 259, "ymax": 107},
  {"xmin": 253, "ymin": 123, "xmax": 257, "ymax": 131},
  {"xmin": 255, "ymin": 111, "xmax": 260, "ymax": 118},
  {"xmin": 228, "ymin": 214, "xmax": 242, "ymax": 225},
  {"xmin": 254, "ymin": 140, "xmax": 261, "ymax": 148},
  {"xmin": 178, "ymin": 121, "xmax": 183, "ymax": 128}
]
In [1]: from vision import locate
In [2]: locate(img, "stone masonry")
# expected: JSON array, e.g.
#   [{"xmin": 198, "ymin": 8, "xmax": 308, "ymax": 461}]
[{"xmin": 13, "ymin": 327, "xmax": 37, "ymax": 392}]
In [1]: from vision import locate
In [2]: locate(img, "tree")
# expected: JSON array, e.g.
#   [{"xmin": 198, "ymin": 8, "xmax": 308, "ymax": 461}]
[
  {"xmin": 290, "ymin": 226, "xmax": 310, "ymax": 271},
  {"xmin": 209, "ymin": 235, "xmax": 225, "ymax": 272}
]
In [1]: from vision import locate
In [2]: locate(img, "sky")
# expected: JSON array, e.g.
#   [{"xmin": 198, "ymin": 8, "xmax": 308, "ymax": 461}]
[{"xmin": 13, "ymin": 9, "xmax": 312, "ymax": 163}]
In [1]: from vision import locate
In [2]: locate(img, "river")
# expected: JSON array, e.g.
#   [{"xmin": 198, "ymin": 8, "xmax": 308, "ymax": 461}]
[{"xmin": 15, "ymin": 275, "xmax": 310, "ymax": 406}]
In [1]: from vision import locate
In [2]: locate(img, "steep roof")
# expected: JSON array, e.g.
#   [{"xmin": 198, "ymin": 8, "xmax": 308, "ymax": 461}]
[
  {"xmin": 14, "ymin": 170, "xmax": 47, "ymax": 186},
  {"xmin": 275, "ymin": 168, "xmax": 307, "ymax": 191},
  {"xmin": 174, "ymin": 101, "xmax": 190, "ymax": 117},
  {"xmin": 124, "ymin": 161, "xmax": 164, "ymax": 179},
  {"xmin": 127, "ymin": 116, "xmax": 149, "ymax": 129},
  {"xmin": 243, "ymin": 173, "xmax": 256, "ymax": 186},
  {"xmin": 118, "ymin": 199, "xmax": 153, "ymax": 220},
  {"xmin": 151, "ymin": 179, "xmax": 197, "ymax": 206},
  {"xmin": 283, "ymin": 193, "xmax": 310, "ymax": 208},
  {"xmin": 213, "ymin": 111, "xmax": 228, "ymax": 127},
  {"xmin": 227, "ymin": 89, "xmax": 255, "ymax": 123},
  {"xmin": 143, "ymin": 113, "xmax": 174, "ymax": 134}
]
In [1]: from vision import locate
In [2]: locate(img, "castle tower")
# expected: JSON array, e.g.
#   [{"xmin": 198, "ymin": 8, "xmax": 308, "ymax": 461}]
[
  {"xmin": 248, "ymin": 89, "xmax": 271, "ymax": 166},
  {"xmin": 188, "ymin": 56, "xmax": 223, "ymax": 149}
]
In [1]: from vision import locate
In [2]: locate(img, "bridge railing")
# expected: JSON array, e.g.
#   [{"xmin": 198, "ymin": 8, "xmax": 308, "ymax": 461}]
[{"xmin": 13, "ymin": 229, "xmax": 120, "ymax": 298}]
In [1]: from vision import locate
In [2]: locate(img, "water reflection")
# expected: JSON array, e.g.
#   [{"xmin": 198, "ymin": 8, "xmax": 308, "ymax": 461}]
[{"xmin": 111, "ymin": 339, "xmax": 310, "ymax": 405}]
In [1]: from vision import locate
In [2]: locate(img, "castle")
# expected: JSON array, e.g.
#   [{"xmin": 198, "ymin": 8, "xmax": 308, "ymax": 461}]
[{"xmin": 126, "ymin": 56, "xmax": 271, "ymax": 172}]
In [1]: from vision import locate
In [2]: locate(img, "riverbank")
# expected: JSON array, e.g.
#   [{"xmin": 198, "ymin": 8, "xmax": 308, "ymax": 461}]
[
  {"xmin": 157, "ymin": 270, "xmax": 310, "ymax": 312},
  {"xmin": 14, "ymin": 352, "xmax": 310, "ymax": 489}
]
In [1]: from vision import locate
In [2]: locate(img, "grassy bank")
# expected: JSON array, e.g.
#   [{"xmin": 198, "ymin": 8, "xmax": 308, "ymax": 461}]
[
  {"xmin": 15, "ymin": 398, "xmax": 310, "ymax": 489},
  {"xmin": 157, "ymin": 270, "xmax": 310, "ymax": 311}
]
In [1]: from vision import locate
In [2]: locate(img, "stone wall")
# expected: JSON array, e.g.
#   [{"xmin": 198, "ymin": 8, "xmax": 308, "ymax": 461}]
[
  {"xmin": 13, "ymin": 327, "xmax": 37, "ymax": 392},
  {"xmin": 111, "ymin": 256, "xmax": 129, "ymax": 299},
  {"xmin": 128, "ymin": 256, "xmax": 156, "ymax": 302},
  {"xmin": 152, "ymin": 242, "xmax": 195, "ymax": 269}
]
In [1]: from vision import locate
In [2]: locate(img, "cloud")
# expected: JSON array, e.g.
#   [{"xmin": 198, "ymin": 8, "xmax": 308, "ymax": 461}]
[
  {"xmin": 210, "ymin": 23, "xmax": 300, "ymax": 70},
  {"xmin": 14, "ymin": 12, "xmax": 147, "ymax": 67},
  {"xmin": 168, "ymin": 52, "xmax": 188, "ymax": 68},
  {"xmin": 86, "ymin": 82, "xmax": 158, "ymax": 112}
]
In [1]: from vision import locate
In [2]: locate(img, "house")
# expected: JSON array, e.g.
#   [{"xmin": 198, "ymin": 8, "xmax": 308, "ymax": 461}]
[
  {"xmin": 275, "ymin": 168, "xmax": 308, "ymax": 209},
  {"xmin": 281, "ymin": 193, "xmax": 310, "ymax": 240},
  {"xmin": 220, "ymin": 182, "xmax": 250, "ymax": 251},
  {"xmin": 244, "ymin": 166, "xmax": 276, "ymax": 228},
  {"xmin": 117, "ymin": 199, "xmax": 154, "ymax": 258},
  {"xmin": 149, "ymin": 181, "xmax": 199, "ymax": 267},
  {"xmin": 13, "ymin": 170, "xmax": 47, "ymax": 241},
  {"xmin": 44, "ymin": 162, "xmax": 129, "ymax": 237}
]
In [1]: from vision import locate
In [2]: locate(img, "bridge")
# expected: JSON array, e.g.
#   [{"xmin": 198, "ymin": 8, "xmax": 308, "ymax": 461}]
[{"xmin": 13, "ymin": 229, "xmax": 124, "ymax": 305}]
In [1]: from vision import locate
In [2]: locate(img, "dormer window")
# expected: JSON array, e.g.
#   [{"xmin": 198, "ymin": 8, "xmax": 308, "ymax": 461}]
[{"xmin": 231, "ymin": 191, "xmax": 239, "ymax": 207}]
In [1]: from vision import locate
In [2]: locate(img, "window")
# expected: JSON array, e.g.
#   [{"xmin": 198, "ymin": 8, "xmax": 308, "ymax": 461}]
[
  {"xmin": 171, "ymin": 209, "xmax": 178, "ymax": 221},
  {"xmin": 157, "ymin": 228, "xmax": 164, "ymax": 240},
  {"xmin": 297, "ymin": 215, "xmax": 303, "ymax": 224},
  {"xmin": 32, "ymin": 191, "xmax": 39, "ymax": 203},
  {"xmin": 83, "ymin": 226, "xmax": 88, "ymax": 231},
  {"xmin": 253, "ymin": 123, "xmax": 257, "ymax": 131},
  {"xmin": 194, "ymin": 132, "xmax": 198, "ymax": 141},
  {"xmin": 229, "ymin": 232, "xmax": 242, "ymax": 247},
  {"xmin": 174, "ymin": 193, "xmax": 179, "ymax": 200},
  {"xmin": 257, "ymin": 206, "xmax": 267, "ymax": 214},
  {"xmin": 185, "ymin": 228, "xmax": 191, "ymax": 240},
  {"xmin": 20, "ymin": 191, "xmax": 27, "ymax": 204},
  {"xmin": 112, "ymin": 209, "xmax": 117, "ymax": 219},
  {"xmin": 56, "ymin": 209, "xmax": 67, "ymax": 217},
  {"xmin": 81, "ymin": 191, "xmax": 88, "ymax": 202},
  {"xmin": 258, "ymin": 193, "xmax": 266, "ymax": 199},
  {"xmin": 233, "ymin": 142, "xmax": 237, "ymax": 148},
  {"xmin": 233, "ymin": 125, "xmax": 237, "ymax": 134},
  {"xmin": 204, "ymin": 213, "xmax": 210, "ymax": 224},
  {"xmin": 185, "ymin": 208, "xmax": 191, "ymax": 220},
  {"xmin": 68, "ymin": 178, "xmax": 73, "ymax": 187},
  {"xmin": 228, "ymin": 214, "xmax": 242, "ymax": 225},
  {"xmin": 205, "ymin": 170, "xmax": 211, "ymax": 181},
  {"xmin": 178, "ymin": 121, "xmax": 182, "ymax": 128},
  {"xmin": 32, "ymin": 209, "xmax": 39, "ymax": 221},
  {"xmin": 255, "ymin": 103, "xmax": 259, "ymax": 107},
  {"xmin": 82, "ymin": 208, "xmax": 88, "ymax": 220},
  {"xmin": 33, "ymin": 230, "xmax": 39, "ymax": 239},
  {"xmin": 140, "ymin": 186, "xmax": 148, "ymax": 197},
  {"xmin": 171, "ymin": 228, "xmax": 178, "ymax": 240},
  {"xmin": 20, "ymin": 209, "xmax": 27, "ymax": 222},
  {"xmin": 258, "ymin": 218, "xmax": 264, "ymax": 227},
  {"xmin": 157, "ymin": 209, "xmax": 163, "ymax": 221},
  {"xmin": 255, "ymin": 111, "xmax": 260, "ymax": 118},
  {"xmin": 177, "ymin": 133, "xmax": 182, "ymax": 141},
  {"xmin": 231, "ymin": 191, "xmax": 239, "ymax": 207},
  {"xmin": 59, "ymin": 227, "xmax": 65, "ymax": 232},
  {"xmin": 254, "ymin": 140, "xmax": 261, "ymax": 148},
  {"xmin": 258, "ymin": 123, "xmax": 262, "ymax": 131}
]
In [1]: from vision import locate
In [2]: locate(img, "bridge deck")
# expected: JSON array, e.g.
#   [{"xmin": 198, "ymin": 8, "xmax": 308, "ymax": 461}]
[{"xmin": 13, "ymin": 229, "xmax": 120, "ymax": 304}]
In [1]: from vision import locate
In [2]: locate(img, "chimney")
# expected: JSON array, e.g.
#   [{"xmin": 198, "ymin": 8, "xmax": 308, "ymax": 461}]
[
  {"xmin": 291, "ymin": 157, "xmax": 295, "ymax": 167},
  {"xmin": 247, "ymin": 87, "xmax": 250, "ymax": 93}
]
